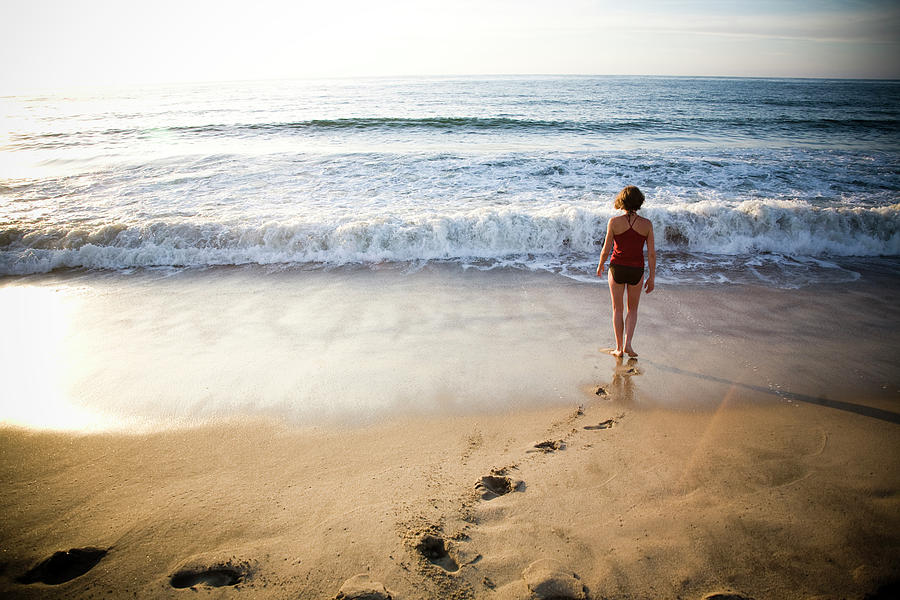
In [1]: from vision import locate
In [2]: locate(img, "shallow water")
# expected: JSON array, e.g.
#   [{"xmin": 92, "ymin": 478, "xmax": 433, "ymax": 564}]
[{"xmin": 2, "ymin": 264, "xmax": 897, "ymax": 432}]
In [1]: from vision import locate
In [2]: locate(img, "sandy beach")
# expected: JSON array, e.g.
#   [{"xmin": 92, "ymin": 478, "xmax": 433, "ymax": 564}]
[
  {"xmin": 1, "ymin": 266, "xmax": 898, "ymax": 599},
  {"xmin": 3, "ymin": 7, "xmax": 899, "ymax": 598}
]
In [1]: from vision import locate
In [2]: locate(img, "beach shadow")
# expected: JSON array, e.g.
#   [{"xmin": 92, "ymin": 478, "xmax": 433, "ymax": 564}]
[
  {"xmin": 477, "ymin": 475, "xmax": 524, "ymax": 500},
  {"xmin": 17, "ymin": 547, "xmax": 107, "ymax": 585},
  {"xmin": 644, "ymin": 360, "xmax": 900, "ymax": 425},
  {"xmin": 170, "ymin": 565, "xmax": 244, "ymax": 589},
  {"xmin": 531, "ymin": 439, "xmax": 566, "ymax": 453},
  {"xmin": 415, "ymin": 535, "xmax": 459, "ymax": 573}
]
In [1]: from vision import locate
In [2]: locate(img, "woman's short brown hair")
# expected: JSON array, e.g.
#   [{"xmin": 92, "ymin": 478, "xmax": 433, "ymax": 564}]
[{"xmin": 614, "ymin": 186, "xmax": 644, "ymax": 211}]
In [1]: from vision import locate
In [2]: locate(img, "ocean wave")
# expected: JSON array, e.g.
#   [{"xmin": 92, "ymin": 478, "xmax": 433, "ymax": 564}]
[
  {"xmin": 7, "ymin": 115, "xmax": 900, "ymax": 151},
  {"xmin": 2, "ymin": 201, "xmax": 897, "ymax": 275}
]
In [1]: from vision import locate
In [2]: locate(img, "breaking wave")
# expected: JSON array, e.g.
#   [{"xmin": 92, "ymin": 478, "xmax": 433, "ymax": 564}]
[{"xmin": 2, "ymin": 201, "xmax": 897, "ymax": 276}]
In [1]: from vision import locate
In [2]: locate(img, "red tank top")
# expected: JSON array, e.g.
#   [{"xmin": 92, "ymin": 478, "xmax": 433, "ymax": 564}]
[{"xmin": 610, "ymin": 214, "xmax": 647, "ymax": 268}]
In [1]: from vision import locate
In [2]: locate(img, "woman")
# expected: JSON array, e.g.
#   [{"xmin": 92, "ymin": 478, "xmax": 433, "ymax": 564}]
[{"xmin": 596, "ymin": 186, "xmax": 656, "ymax": 358}]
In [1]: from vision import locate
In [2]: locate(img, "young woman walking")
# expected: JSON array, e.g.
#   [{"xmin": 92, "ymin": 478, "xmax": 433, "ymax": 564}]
[{"xmin": 596, "ymin": 186, "xmax": 656, "ymax": 358}]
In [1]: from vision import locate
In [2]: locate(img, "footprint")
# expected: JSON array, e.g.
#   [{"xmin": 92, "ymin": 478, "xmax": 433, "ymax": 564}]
[
  {"xmin": 702, "ymin": 593, "xmax": 755, "ymax": 600},
  {"xmin": 17, "ymin": 547, "xmax": 107, "ymax": 585},
  {"xmin": 477, "ymin": 475, "xmax": 524, "ymax": 500},
  {"xmin": 594, "ymin": 386, "xmax": 607, "ymax": 396},
  {"xmin": 531, "ymin": 440, "xmax": 565, "ymax": 453},
  {"xmin": 335, "ymin": 573, "xmax": 393, "ymax": 600},
  {"xmin": 584, "ymin": 419, "xmax": 615, "ymax": 430},
  {"xmin": 415, "ymin": 535, "xmax": 459, "ymax": 573},
  {"xmin": 170, "ymin": 565, "xmax": 244, "ymax": 588},
  {"xmin": 522, "ymin": 558, "xmax": 586, "ymax": 599},
  {"xmin": 614, "ymin": 358, "xmax": 641, "ymax": 376}
]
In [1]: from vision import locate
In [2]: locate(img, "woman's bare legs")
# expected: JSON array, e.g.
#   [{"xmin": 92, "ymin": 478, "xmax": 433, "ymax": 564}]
[
  {"xmin": 607, "ymin": 271, "xmax": 626, "ymax": 357},
  {"xmin": 623, "ymin": 280, "xmax": 644, "ymax": 357}
]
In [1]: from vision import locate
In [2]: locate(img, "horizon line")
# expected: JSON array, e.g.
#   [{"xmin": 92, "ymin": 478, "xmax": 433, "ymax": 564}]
[{"xmin": 3, "ymin": 72, "xmax": 899, "ymax": 96}]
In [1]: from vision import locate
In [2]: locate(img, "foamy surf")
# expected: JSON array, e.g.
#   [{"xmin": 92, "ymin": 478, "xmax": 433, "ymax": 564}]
[
  {"xmin": 2, "ymin": 76, "xmax": 898, "ymax": 286},
  {"xmin": 2, "ymin": 201, "xmax": 897, "ymax": 286}
]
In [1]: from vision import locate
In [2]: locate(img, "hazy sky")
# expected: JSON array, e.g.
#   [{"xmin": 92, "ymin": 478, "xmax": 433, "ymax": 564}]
[{"xmin": 2, "ymin": 0, "xmax": 898, "ymax": 92}]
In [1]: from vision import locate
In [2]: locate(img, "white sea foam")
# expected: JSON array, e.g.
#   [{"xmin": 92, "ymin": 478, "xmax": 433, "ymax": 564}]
[
  {"xmin": 3, "ymin": 77, "xmax": 899, "ymax": 286},
  {"xmin": 2, "ymin": 201, "xmax": 897, "ymax": 277}
]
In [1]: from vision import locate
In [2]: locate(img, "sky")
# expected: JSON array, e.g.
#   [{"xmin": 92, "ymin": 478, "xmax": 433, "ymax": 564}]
[{"xmin": 1, "ymin": 0, "xmax": 898, "ymax": 93}]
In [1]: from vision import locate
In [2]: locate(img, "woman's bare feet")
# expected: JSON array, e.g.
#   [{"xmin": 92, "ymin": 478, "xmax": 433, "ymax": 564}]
[
  {"xmin": 612, "ymin": 349, "xmax": 624, "ymax": 358},
  {"xmin": 625, "ymin": 346, "xmax": 638, "ymax": 357}
]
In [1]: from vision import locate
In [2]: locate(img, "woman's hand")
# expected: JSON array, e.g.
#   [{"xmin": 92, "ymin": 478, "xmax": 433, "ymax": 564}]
[
  {"xmin": 644, "ymin": 276, "xmax": 655, "ymax": 293},
  {"xmin": 596, "ymin": 263, "xmax": 603, "ymax": 277}
]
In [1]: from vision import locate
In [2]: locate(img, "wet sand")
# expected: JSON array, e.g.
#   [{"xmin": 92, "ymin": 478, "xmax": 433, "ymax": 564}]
[{"xmin": 1, "ymin": 266, "xmax": 898, "ymax": 599}]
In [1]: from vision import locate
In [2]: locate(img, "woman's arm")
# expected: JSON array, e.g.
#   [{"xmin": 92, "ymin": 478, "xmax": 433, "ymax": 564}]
[
  {"xmin": 596, "ymin": 219, "xmax": 614, "ymax": 277},
  {"xmin": 644, "ymin": 223, "xmax": 656, "ymax": 293}
]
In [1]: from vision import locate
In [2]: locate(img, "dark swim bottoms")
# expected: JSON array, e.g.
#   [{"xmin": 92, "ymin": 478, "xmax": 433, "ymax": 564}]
[{"xmin": 609, "ymin": 263, "xmax": 644, "ymax": 286}]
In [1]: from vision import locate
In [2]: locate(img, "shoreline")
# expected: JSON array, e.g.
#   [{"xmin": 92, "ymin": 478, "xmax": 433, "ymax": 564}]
[
  {"xmin": 1, "ymin": 266, "xmax": 899, "ymax": 598},
  {"xmin": 3, "ymin": 253, "xmax": 899, "ymax": 291}
]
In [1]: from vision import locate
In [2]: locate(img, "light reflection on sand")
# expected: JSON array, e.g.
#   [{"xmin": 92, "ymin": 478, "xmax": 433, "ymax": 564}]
[
  {"xmin": 0, "ymin": 267, "xmax": 607, "ymax": 432},
  {"xmin": 1, "ymin": 264, "xmax": 897, "ymax": 432},
  {"xmin": 0, "ymin": 284, "xmax": 116, "ymax": 430}
]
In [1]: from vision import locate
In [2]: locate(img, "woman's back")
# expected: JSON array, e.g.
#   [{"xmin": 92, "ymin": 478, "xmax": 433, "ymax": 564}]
[
  {"xmin": 610, "ymin": 213, "xmax": 651, "ymax": 237},
  {"xmin": 610, "ymin": 213, "xmax": 649, "ymax": 268}
]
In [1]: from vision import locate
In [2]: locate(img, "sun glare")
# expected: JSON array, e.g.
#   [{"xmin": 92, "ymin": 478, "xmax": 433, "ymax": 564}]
[{"xmin": 0, "ymin": 285, "xmax": 105, "ymax": 431}]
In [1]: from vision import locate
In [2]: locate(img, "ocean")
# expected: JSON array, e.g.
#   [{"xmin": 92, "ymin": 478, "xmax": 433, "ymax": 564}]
[
  {"xmin": 2, "ymin": 75, "xmax": 899, "ymax": 431},
  {"xmin": 2, "ymin": 75, "xmax": 898, "ymax": 287}
]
